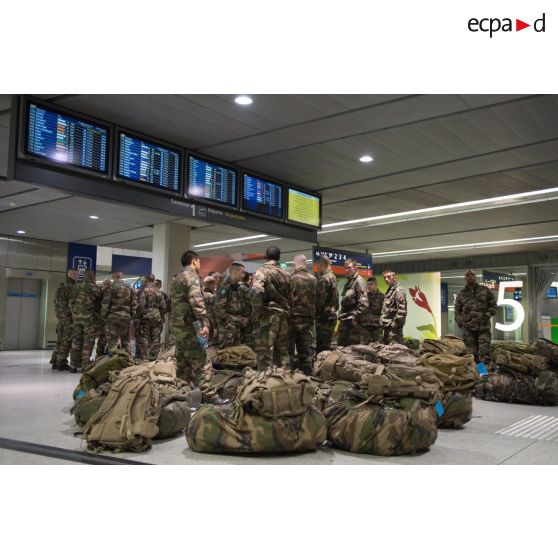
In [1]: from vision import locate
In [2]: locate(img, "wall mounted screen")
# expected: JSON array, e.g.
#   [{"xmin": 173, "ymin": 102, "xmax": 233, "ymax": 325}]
[
  {"xmin": 187, "ymin": 155, "xmax": 237, "ymax": 207},
  {"xmin": 287, "ymin": 187, "xmax": 320, "ymax": 228},
  {"xmin": 242, "ymin": 173, "xmax": 284, "ymax": 219},
  {"xmin": 25, "ymin": 102, "xmax": 109, "ymax": 174},
  {"xmin": 117, "ymin": 132, "xmax": 180, "ymax": 191}
]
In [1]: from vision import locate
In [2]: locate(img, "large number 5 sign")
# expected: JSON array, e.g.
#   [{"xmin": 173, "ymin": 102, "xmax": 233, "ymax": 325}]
[{"xmin": 495, "ymin": 281, "xmax": 525, "ymax": 332}]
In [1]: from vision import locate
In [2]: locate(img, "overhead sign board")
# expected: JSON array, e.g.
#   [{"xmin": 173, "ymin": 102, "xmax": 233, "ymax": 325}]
[{"xmin": 313, "ymin": 246, "xmax": 373, "ymax": 278}]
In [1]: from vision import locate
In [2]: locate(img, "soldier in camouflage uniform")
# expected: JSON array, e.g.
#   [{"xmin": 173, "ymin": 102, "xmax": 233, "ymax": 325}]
[
  {"xmin": 95, "ymin": 278, "xmax": 111, "ymax": 357},
  {"xmin": 338, "ymin": 258, "xmax": 368, "ymax": 347},
  {"xmin": 69, "ymin": 269, "xmax": 102, "ymax": 372},
  {"xmin": 361, "ymin": 277, "xmax": 385, "ymax": 343},
  {"xmin": 155, "ymin": 279, "xmax": 171, "ymax": 342},
  {"xmin": 203, "ymin": 275, "xmax": 218, "ymax": 345},
  {"xmin": 170, "ymin": 250, "xmax": 209, "ymax": 384},
  {"xmin": 50, "ymin": 269, "xmax": 78, "ymax": 370},
  {"xmin": 454, "ymin": 270, "xmax": 497, "ymax": 364},
  {"xmin": 315, "ymin": 255, "xmax": 339, "ymax": 354},
  {"xmin": 238, "ymin": 273, "xmax": 254, "ymax": 348},
  {"xmin": 251, "ymin": 246, "xmax": 292, "ymax": 370},
  {"xmin": 136, "ymin": 273, "xmax": 166, "ymax": 360},
  {"xmin": 214, "ymin": 263, "xmax": 249, "ymax": 348},
  {"xmin": 101, "ymin": 271, "xmax": 137, "ymax": 352},
  {"xmin": 379, "ymin": 269, "xmax": 407, "ymax": 345},
  {"xmin": 288, "ymin": 255, "xmax": 317, "ymax": 374}
]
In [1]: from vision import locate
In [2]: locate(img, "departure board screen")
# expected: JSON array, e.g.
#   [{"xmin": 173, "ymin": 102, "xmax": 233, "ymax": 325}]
[
  {"xmin": 117, "ymin": 132, "xmax": 180, "ymax": 191},
  {"xmin": 187, "ymin": 155, "xmax": 237, "ymax": 207},
  {"xmin": 287, "ymin": 187, "xmax": 320, "ymax": 228},
  {"xmin": 242, "ymin": 174, "xmax": 284, "ymax": 219},
  {"xmin": 25, "ymin": 102, "xmax": 109, "ymax": 174}
]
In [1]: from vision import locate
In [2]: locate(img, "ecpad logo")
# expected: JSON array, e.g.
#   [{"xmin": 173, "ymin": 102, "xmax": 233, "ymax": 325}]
[{"xmin": 468, "ymin": 13, "xmax": 546, "ymax": 37}]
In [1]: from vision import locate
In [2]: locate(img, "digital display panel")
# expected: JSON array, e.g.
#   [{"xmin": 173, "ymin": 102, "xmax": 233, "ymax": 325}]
[
  {"xmin": 117, "ymin": 132, "xmax": 180, "ymax": 191},
  {"xmin": 187, "ymin": 155, "xmax": 237, "ymax": 207},
  {"xmin": 242, "ymin": 174, "xmax": 283, "ymax": 219},
  {"xmin": 287, "ymin": 187, "xmax": 320, "ymax": 228},
  {"xmin": 547, "ymin": 286, "xmax": 557, "ymax": 299},
  {"xmin": 25, "ymin": 102, "xmax": 108, "ymax": 174}
]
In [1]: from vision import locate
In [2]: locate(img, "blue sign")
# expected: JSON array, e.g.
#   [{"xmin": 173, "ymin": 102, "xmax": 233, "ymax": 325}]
[
  {"xmin": 112, "ymin": 255, "xmax": 151, "ymax": 276},
  {"xmin": 67, "ymin": 243, "xmax": 97, "ymax": 279},
  {"xmin": 7, "ymin": 292, "xmax": 36, "ymax": 298},
  {"xmin": 547, "ymin": 286, "xmax": 557, "ymax": 299},
  {"xmin": 441, "ymin": 282, "xmax": 448, "ymax": 313},
  {"xmin": 482, "ymin": 271, "xmax": 514, "ymax": 284},
  {"xmin": 313, "ymin": 246, "xmax": 373, "ymax": 277}
]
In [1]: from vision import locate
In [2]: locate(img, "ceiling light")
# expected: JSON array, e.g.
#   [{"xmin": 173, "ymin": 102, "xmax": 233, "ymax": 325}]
[
  {"xmin": 16, "ymin": 230, "xmax": 26, "ymax": 234},
  {"xmin": 196, "ymin": 237, "xmax": 281, "ymax": 253},
  {"xmin": 235, "ymin": 95, "xmax": 253, "ymax": 106},
  {"xmin": 8, "ymin": 202, "xmax": 16, "ymax": 207},
  {"xmin": 89, "ymin": 215, "xmax": 99, "ymax": 220},
  {"xmin": 194, "ymin": 234, "xmax": 268, "ymax": 249},
  {"xmin": 359, "ymin": 155, "xmax": 374, "ymax": 163}
]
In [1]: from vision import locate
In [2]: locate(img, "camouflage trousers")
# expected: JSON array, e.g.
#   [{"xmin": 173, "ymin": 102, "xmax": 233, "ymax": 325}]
[
  {"xmin": 95, "ymin": 319, "xmax": 107, "ymax": 357},
  {"xmin": 218, "ymin": 319, "xmax": 242, "ymax": 349},
  {"xmin": 362, "ymin": 324, "xmax": 382, "ymax": 344},
  {"xmin": 315, "ymin": 317, "xmax": 336, "ymax": 354},
  {"xmin": 288, "ymin": 316, "xmax": 315, "ymax": 374},
  {"xmin": 70, "ymin": 318, "xmax": 98, "ymax": 369},
  {"xmin": 462, "ymin": 328, "xmax": 491, "ymax": 363},
  {"xmin": 137, "ymin": 317, "xmax": 163, "ymax": 360},
  {"xmin": 105, "ymin": 318, "xmax": 131, "ymax": 353},
  {"xmin": 255, "ymin": 311, "xmax": 290, "ymax": 371},
  {"xmin": 383, "ymin": 325, "xmax": 404, "ymax": 345},
  {"xmin": 239, "ymin": 322, "xmax": 255, "ymax": 349},
  {"xmin": 51, "ymin": 318, "xmax": 73, "ymax": 365},
  {"xmin": 170, "ymin": 317, "xmax": 207, "ymax": 384},
  {"xmin": 337, "ymin": 320, "xmax": 367, "ymax": 347}
]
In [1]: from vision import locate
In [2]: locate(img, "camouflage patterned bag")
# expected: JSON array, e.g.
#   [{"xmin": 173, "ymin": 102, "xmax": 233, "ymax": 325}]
[
  {"xmin": 420, "ymin": 335, "xmax": 467, "ymax": 356},
  {"xmin": 371, "ymin": 343, "xmax": 419, "ymax": 366},
  {"xmin": 73, "ymin": 392, "xmax": 106, "ymax": 428},
  {"xmin": 186, "ymin": 403, "xmax": 326, "ymax": 454},
  {"xmin": 491, "ymin": 349, "xmax": 547, "ymax": 375},
  {"xmin": 212, "ymin": 345, "xmax": 257, "ymax": 370},
  {"xmin": 314, "ymin": 350, "xmax": 383, "ymax": 383},
  {"xmin": 313, "ymin": 379, "xmax": 359, "ymax": 412},
  {"xmin": 532, "ymin": 338, "xmax": 558, "ymax": 370},
  {"xmin": 324, "ymin": 395, "xmax": 438, "ymax": 456},
  {"xmin": 199, "ymin": 368, "xmax": 245, "ymax": 401},
  {"xmin": 156, "ymin": 399, "xmax": 191, "ymax": 439}
]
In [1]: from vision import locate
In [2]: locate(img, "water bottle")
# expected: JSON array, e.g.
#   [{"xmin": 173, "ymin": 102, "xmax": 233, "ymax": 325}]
[{"xmin": 194, "ymin": 320, "xmax": 208, "ymax": 351}]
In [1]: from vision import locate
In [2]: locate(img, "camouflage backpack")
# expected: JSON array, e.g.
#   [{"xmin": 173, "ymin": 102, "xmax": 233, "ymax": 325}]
[
  {"xmin": 212, "ymin": 345, "xmax": 257, "ymax": 370},
  {"xmin": 199, "ymin": 368, "xmax": 245, "ymax": 401},
  {"xmin": 420, "ymin": 335, "xmax": 467, "ymax": 356},
  {"xmin": 314, "ymin": 350, "xmax": 383, "ymax": 383},
  {"xmin": 83, "ymin": 372, "xmax": 161, "ymax": 452},
  {"xmin": 532, "ymin": 338, "xmax": 558, "ymax": 370},
  {"xmin": 72, "ymin": 383, "xmax": 111, "ymax": 428},
  {"xmin": 491, "ymin": 349, "xmax": 547, "ymax": 376},
  {"xmin": 371, "ymin": 343, "xmax": 419, "ymax": 366}
]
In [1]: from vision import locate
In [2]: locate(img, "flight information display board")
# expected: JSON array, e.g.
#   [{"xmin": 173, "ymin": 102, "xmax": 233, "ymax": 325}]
[
  {"xmin": 25, "ymin": 102, "xmax": 109, "ymax": 174},
  {"xmin": 287, "ymin": 187, "xmax": 320, "ymax": 228},
  {"xmin": 187, "ymin": 155, "xmax": 237, "ymax": 207},
  {"xmin": 242, "ymin": 173, "xmax": 284, "ymax": 219},
  {"xmin": 117, "ymin": 132, "xmax": 180, "ymax": 191}
]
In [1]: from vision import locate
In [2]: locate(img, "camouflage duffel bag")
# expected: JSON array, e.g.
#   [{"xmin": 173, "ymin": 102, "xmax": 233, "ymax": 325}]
[
  {"xmin": 420, "ymin": 335, "xmax": 467, "ymax": 356},
  {"xmin": 198, "ymin": 368, "xmax": 245, "ymax": 401},
  {"xmin": 324, "ymin": 395, "xmax": 438, "ymax": 456},
  {"xmin": 491, "ymin": 349, "xmax": 547, "ymax": 375},
  {"xmin": 370, "ymin": 343, "xmax": 419, "ymax": 366},
  {"xmin": 186, "ymin": 403, "xmax": 326, "ymax": 454},
  {"xmin": 436, "ymin": 392, "xmax": 473, "ymax": 429},
  {"xmin": 314, "ymin": 350, "xmax": 383, "ymax": 383},
  {"xmin": 72, "ymin": 386, "xmax": 109, "ymax": 428},
  {"xmin": 532, "ymin": 338, "xmax": 558, "ymax": 370},
  {"xmin": 156, "ymin": 396, "xmax": 191, "ymax": 439},
  {"xmin": 212, "ymin": 345, "xmax": 257, "ymax": 370},
  {"xmin": 313, "ymin": 380, "xmax": 359, "ymax": 412}
]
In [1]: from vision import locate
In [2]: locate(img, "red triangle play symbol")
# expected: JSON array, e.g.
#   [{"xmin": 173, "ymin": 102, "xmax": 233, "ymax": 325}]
[{"xmin": 516, "ymin": 19, "xmax": 530, "ymax": 31}]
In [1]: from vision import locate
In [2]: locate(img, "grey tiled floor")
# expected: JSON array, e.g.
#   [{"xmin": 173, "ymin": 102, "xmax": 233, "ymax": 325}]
[{"xmin": 1, "ymin": 350, "xmax": 558, "ymax": 465}]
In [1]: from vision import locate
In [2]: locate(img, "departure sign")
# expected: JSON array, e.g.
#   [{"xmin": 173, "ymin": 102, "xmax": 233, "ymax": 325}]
[
  {"xmin": 242, "ymin": 174, "xmax": 284, "ymax": 219},
  {"xmin": 117, "ymin": 132, "xmax": 180, "ymax": 191},
  {"xmin": 25, "ymin": 102, "xmax": 108, "ymax": 174},
  {"xmin": 188, "ymin": 155, "xmax": 237, "ymax": 207},
  {"xmin": 287, "ymin": 187, "xmax": 320, "ymax": 228}
]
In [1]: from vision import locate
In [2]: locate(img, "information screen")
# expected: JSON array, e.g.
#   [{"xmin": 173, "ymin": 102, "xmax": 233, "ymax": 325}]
[
  {"xmin": 287, "ymin": 187, "xmax": 320, "ymax": 228},
  {"xmin": 25, "ymin": 102, "xmax": 109, "ymax": 174},
  {"xmin": 187, "ymin": 155, "xmax": 237, "ymax": 207},
  {"xmin": 242, "ymin": 174, "xmax": 284, "ymax": 219},
  {"xmin": 117, "ymin": 132, "xmax": 180, "ymax": 191}
]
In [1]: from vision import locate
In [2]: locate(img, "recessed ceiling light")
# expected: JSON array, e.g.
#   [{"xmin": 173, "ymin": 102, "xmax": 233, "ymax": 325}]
[
  {"xmin": 8, "ymin": 202, "xmax": 17, "ymax": 207},
  {"xmin": 359, "ymin": 155, "xmax": 374, "ymax": 163},
  {"xmin": 89, "ymin": 215, "xmax": 99, "ymax": 220},
  {"xmin": 235, "ymin": 95, "xmax": 253, "ymax": 106},
  {"xmin": 16, "ymin": 230, "xmax": 26, "ymax": 234}
]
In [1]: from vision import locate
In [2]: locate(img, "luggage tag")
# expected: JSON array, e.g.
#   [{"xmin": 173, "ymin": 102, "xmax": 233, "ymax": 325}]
[
  {"xmin": 477, "ymin": 362, "xmax": 488, "ymax": 377},
  {"xmin": 435, "ymin": 400, "xmax": 445, "ymax": 417}
]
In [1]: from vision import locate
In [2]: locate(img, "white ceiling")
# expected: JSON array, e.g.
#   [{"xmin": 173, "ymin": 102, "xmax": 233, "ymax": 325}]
[{"xmin": 1, "ymin": 94, "xmax": 557, "ymax": 263}]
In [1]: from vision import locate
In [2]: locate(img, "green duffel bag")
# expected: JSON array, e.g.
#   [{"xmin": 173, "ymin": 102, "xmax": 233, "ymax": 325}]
[
  {"xmin": 199, "ymin": 368, "xmax": 245, "ymax": 401},
  {"xmin": 532, "ymin": 338, "xmax": 558, "ymax": 370},
  {"xmin": 73, "ymin": 393, "xmax": 106, "ymax": 428},
  {"xmin": 420, "ymin": 335, "xmax": 467, "ymax": 356},
  {"xmin": 185, "ymin": 403, "xmax": 326, "ymax": 454},
  {"xmin": 313, "ymin": 380, "xmax": 359, "ymax": 412},
  {"xmin": 324, "ymin": 395, "xmax": 438, "ymax": 456},
  {"xmin": 156, "ymin": 400, "xmax": 191, "ymax": 439},
  {"xmin": 438, "ymin": 391, "xmax": 473, "ymax": 429},
  {"xmin": 491, "ymin": 349, "xmax": 547, "ymax": 376},
  {"xmin": 314, "ymin": 350, "xmax": 384, "ymax": 383},
  {"xmin": 212, "ymin": 345, "xmax": 257, "ymax": 370}
]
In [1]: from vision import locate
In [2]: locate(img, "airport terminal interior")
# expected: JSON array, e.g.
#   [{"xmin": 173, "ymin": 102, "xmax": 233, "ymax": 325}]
[{"xmin": 2, "ymin": 93, "xmax": 558, "ymax": 464}]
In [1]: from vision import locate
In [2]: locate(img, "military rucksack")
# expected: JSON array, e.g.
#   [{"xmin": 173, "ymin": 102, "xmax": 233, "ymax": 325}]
[
  {"xmin": 75, "ymin": 348, "xmax": 136, "ymax": 395},
  {"xmin": 314, "ymin": 350, "xmax": 383, "ymax": 383},
  {"xmin": 532, "ymin": 338, "xmax": 558, "ymax": 370},
  {"xmin": 417, "ymin": 353, "xmax": 479, "ymax": 391},
  {"xmin": 212, "ymin": 345, "xmax": 257, "ymax": 370},
  {"xmin": 491, "ymin": 349, "xmax": 547, "ymax": 376},
  {"xmin": 420, "ymin": 335, "xmax": 467, "ymax": 356},
  {"xmin": 371, "ymin": 343, "xmax": 419, "ymax": 366},
  {"xmin": 83, "ymin": 372, "xmax": 161, "ymax": 452}
]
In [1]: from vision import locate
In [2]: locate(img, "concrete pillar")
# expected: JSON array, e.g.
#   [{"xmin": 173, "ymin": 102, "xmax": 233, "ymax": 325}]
[{"xmin": 151, "ymin": 222, "xmax": 191, "ymax": 295}]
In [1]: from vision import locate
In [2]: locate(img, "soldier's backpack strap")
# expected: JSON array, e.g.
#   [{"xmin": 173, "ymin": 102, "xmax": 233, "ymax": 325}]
[{"xmin": 321, "ymin": 352, "xmax": 343, "ymax": 381}]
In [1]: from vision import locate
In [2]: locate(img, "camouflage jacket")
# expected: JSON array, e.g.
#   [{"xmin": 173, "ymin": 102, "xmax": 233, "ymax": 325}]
[
  {"xmin": 339, "ymin": 271, "xmax": 368, "ymax": 322},
  {"xmin": 315, "ymin": 269, "xmax": 339, "ymax": 321},
  {"xmin": 361, "ymin": 290, "xmax": 385, "ymax": 327},
  {"xmin": 160, "ymin": 290, "xmax": 171, "ymax": 318},
  {"xmin": 203, "ymin": 288, "xmax": 217, "ymax": 325},
  {"xmin": 140, "ymin": 283, "xmax": 166, "ymax": 321},
  {"xmin": 455, "ymin": 283, "xmax": 497, "ymax": 332},
  {"xmin": 380, "ymin": 281, "xmax": 407, "ymax": 328},
  {"xmin": 290, "ymin": 268, "xmax": 317, "ymax": 319},
  {"xmin": 170, "ymin": 266, "xmax": 208, "ymax": 328},
  {"xmin": 70, "ymin": 280, "xmax": 102, "ymax": 322},
  {"xmin": 238, "ymin": 282, "xmax": 252, "ymax": 318},
  {"xmin": 214, "ymin": 279, "xmax": 245, "ymax": 323},
  {"xmin": 251, "ymin": 260, "xmax": 291, "ymax": 317},
  {"xmin": 54, "ymin": 279, "xmax": 75, "ymax": 320},
  {"xmin": 101, "ymin": 279, "xmax": 136, "ymax": 321}
]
